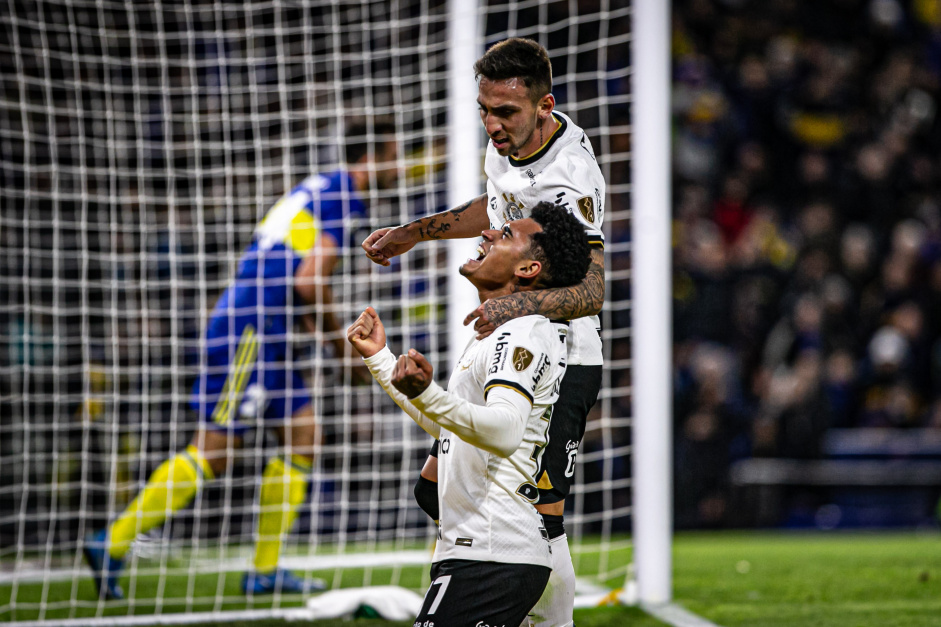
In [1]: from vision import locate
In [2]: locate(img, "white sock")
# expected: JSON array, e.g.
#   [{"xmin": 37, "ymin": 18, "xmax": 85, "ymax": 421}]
[{"xmin": 529, "ymin": 533, "xmax": 575, "ymax": 627}]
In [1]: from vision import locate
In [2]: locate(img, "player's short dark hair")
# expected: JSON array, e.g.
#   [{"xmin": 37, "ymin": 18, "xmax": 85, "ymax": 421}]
[
  {"xmin": 344, "ymin": 117, "xmax": 397, "ymax": 164},
  {"xmin": 473, "ymin": 37, "xmax": 552, "ymax": 102},
  {"xmin": 528, "ymin": 201, "xmax": 591, "ymax": 289}
]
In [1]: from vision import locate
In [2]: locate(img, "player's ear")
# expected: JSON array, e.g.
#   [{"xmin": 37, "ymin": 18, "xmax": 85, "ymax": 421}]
[
  {"xmin": 536, "ymin": 93, "xmax": 555, "ymax": 120},
  {"xmin": 515, "ymin": 259, "xmax": 542, "ymax": 280}
]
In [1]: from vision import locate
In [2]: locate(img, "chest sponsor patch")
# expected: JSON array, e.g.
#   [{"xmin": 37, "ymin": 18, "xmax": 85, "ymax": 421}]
[
  {"xmin": 577, "ymin": 195, "xmax": 595, "ymax": 223},
  {"xmin": 512, "ymin": 347, "xmax": 534, "ymax": 372}
]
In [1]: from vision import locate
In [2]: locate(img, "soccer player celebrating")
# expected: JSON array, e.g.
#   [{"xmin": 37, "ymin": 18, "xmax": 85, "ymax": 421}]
[
  {"xmin": 349, "ymin": 202, "xmax": 591, "ymax": 625},
  {"xmin": 83, "ymin": 119, "xmax": 398, "ymax": 600},
  {"xmin": 362, "ymin": 38, "xmax": 605, "ymax": 625}
]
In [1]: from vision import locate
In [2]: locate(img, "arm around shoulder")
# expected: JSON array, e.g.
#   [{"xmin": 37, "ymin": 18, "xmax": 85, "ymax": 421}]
[{"xmin": 471, "ymin": 245, "xmax": 605, "ymax": 332}]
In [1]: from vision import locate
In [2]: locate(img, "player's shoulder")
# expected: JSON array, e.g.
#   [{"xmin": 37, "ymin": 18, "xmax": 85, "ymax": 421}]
[
  {"xmin": 294, "ymin": 171, "xmax": 341, "ymax": 195},
  {"xmin": 490, "ymin": 315, "xmax": 558, "ymax": 347},
  {"xmin": 553, "ymin": 116, "xmax": 602, "ymax": 173},
  {"xmin": 482, "ymin": 316, "xmax": 564, "ymax": 384}
]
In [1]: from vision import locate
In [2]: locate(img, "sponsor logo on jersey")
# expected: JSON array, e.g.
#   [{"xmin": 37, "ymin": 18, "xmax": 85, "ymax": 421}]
[
  {"xmin": 577, "ymin": 195, "xmax": 595, "ymax": 223},
  {"xmin": 512, "ymin": 347, "xmax": 534, "ymax": 371},
  {"xmin": 526, "ymin": 168, "xmax": 536, "ymax": 186},
  {"xmin": 531, "ymin": 353, "xmax": 551, "ymax": 387},
  {"xmin": 488, "ymin": 332, "xmax": 511, "ymax": 374},
  {"xmin": 455, "ymin": 537, "xmax": 474, "ymax": 547}
]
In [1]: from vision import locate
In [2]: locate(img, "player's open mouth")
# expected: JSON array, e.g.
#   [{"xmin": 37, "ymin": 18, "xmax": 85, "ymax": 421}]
[
  {"xmin": 468, "ymin": 242, "xmax": 488, "ymax": 264},
  {"xmin": 491, "ymin": 137, "xmax": 508, "ymax": 149}
]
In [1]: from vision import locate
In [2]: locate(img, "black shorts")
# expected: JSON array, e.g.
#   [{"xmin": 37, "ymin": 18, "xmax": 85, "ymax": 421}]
[
  {"xmin": 426, "ymin": 365, "xmax": 602, "ymax": 505},
  {"xmin": 535, "ymin": 364, "xmax": 602, "ymax": 504},
  {"xmin": 413, "ymin": 559, "xmax": 550, "ymax": 627}
]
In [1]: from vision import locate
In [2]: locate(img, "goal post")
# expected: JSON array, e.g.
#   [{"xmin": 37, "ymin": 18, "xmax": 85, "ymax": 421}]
[
  {"xmin": 631, "ymin": 0, "xmax": 674, "ymax": 607},
  {"xmin": 446, "ymin": 0, "xmax": 483, "ymax": 361},
  {"xmin": 0, "ymin": 1, "xmax": 636, "ymax": 623}
]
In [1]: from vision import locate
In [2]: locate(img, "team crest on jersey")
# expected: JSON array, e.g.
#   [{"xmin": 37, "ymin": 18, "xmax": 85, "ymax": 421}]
[
  {"xmin": 577, "ymin": 196, "xmax": 595, "ymax": 223},
  {"xmin": 501, "ymin": 193, "xmax": 525, "ymax": 222},
  {"xmin": 512, "ymin": 347, "xmax": 534, "ymax": 372}
]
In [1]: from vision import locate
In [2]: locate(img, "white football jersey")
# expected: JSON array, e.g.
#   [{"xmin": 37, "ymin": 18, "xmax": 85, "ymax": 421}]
[
  {"xmin": 434, "ymin": 315, "xmax": 568, "ymax": 568},
  {"xmin": 485, "ymin": 111, "xmax": 605, "ymax": 366}
]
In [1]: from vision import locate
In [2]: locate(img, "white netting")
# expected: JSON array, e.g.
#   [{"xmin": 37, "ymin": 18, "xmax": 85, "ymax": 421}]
[
  {"xmin": 481, "ymin": 0, "xmax": 632, "ymax": 587},
  {"xmin": 0, "ymin": 0, "xmax": 631, "ymax": 622}
]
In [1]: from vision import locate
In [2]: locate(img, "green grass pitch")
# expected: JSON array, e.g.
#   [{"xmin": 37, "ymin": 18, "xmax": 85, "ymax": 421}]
[{"xmin": 2, "ymin": 532, "xmax": 940, "ymax": 626}]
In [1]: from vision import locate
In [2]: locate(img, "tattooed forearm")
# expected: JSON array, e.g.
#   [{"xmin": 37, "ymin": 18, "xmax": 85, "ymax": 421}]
[
  {"xmin": 413, "ymin": 200, "xmax": 472, "ymax": 240},
  {"xmin": 407, "ymin": 194, "xmax": 489, "ymax": 242},
  {"xmin": 483, "ymin": 248, "xmax": 605, "ymax": 327}
]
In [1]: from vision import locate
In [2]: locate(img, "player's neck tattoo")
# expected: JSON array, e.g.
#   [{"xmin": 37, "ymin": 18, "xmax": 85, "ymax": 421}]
[{"xmin": 479, "ymin": 249, "xmax": 605, "ymax": 327}]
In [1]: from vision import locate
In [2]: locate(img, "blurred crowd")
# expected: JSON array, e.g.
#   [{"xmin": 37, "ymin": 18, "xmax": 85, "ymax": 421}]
[{"xmin": 671, "ymin": 0, "xmax": 941, "ymax": 526}]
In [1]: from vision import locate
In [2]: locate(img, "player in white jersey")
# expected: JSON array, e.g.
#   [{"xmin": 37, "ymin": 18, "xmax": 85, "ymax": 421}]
[
  {"xmin": 362, "ymin": 38, "xmax": 605, "ymax": 626},
  {"xmin": 349, "ymin": 202, "xmax": 592, "ymax": 626}
]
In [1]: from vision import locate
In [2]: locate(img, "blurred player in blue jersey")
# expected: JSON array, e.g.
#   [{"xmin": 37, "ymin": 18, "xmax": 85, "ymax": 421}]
[{"xmin": 84, "ymin": 119, "xmax": 399, "ymax": 600}]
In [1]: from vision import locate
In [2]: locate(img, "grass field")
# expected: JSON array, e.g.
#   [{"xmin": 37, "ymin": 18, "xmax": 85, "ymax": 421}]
[
  {"xmin": 2, "ymin": 531, "xmax": 940, "ymax": 625},
  {"xmin": 676, "ymin": 531, "xmax": 941, "ymax": 627}
]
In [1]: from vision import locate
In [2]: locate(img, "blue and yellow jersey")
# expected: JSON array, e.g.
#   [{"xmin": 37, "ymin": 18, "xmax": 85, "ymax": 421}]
[
  {"xmin": 190, "ymin": 170, "xmax": 365, "ymax": 430},
  {"xmin": 254, "ymin": 170, "xmax": 367, "ymax": 260}
]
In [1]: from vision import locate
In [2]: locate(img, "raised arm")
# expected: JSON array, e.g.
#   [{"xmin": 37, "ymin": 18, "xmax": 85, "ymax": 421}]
[
  {"xmin": 347, "ymin": 307, "xmax": 442, "ymax": 438},
  {"xmin": 347, "ymin": 308, "xmax": 531, "ymax": 457},
  {"xmin": 362, "ymin": 193, "xmax": 490, "ymax": 266},
  {"xmin": 466, "ymin": 246, "xmax": 605, "ymax": 338},
  {"xmin": 408, "ymin": 375, "xmax": 531, "ymax": 459}
]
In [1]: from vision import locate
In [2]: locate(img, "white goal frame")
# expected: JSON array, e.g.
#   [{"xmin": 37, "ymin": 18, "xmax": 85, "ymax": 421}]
[{"xmin": 0, "ymin": 0, "xmax": 646, "ymax": 624}]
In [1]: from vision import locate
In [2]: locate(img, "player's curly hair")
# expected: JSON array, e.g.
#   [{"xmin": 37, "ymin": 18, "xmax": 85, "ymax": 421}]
[
  {"xmin": 528, "ymin": 201, "xmax": 592, "ymax": 289},
  {"xmin": 474, "ymin": 37, "xmax": 552, "ymax": 102}
]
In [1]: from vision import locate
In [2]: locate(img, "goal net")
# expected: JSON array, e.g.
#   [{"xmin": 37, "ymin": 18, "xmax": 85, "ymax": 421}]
[{"xmin": 0, "ymin": 0, "xmax": 631, "ymax": 622}]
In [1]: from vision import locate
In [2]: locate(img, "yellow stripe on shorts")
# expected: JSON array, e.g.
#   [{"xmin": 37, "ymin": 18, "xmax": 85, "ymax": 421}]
[{"xmin": 212, "ymin": 324, "xmax": 259, "ymax": 426}]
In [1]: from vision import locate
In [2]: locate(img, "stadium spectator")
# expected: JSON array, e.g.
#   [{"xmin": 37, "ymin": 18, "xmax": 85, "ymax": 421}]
[{"xmin": 672, "ymin": 0, "xmax": 941, "ymax": 527}]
